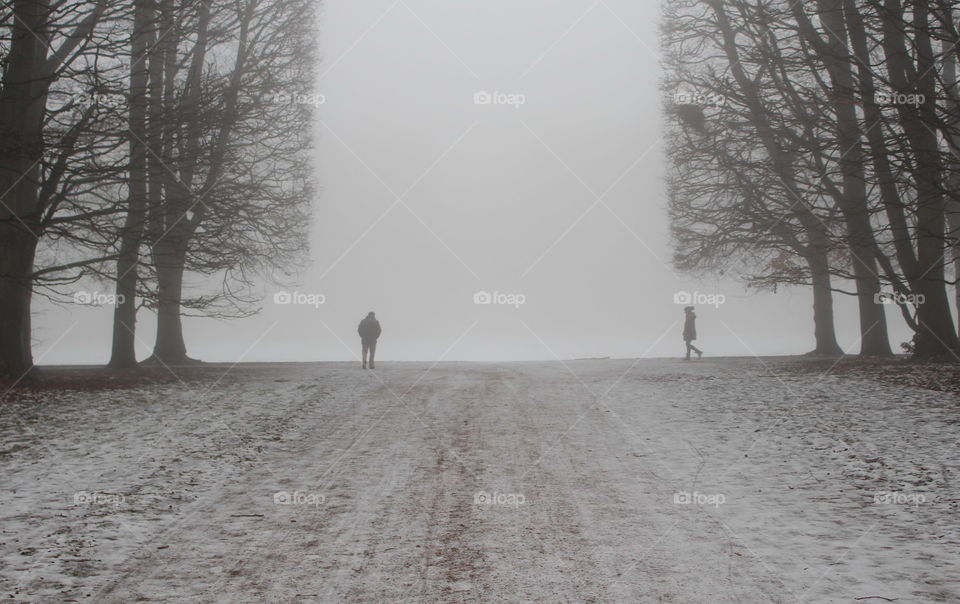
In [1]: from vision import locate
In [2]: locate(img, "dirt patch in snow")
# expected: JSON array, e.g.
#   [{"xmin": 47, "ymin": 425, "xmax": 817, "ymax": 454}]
[{"xmin": 772, "ymin": 356, "xmax": 960, "ymax": 396}]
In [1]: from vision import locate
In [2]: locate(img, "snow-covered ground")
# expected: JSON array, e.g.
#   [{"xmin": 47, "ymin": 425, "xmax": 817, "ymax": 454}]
[{"xmin": 0, "ymin": 358, "xmax": 957, "ymax": 602}]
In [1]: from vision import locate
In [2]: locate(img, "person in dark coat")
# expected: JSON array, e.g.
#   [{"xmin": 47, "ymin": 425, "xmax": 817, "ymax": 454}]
[
  {"xmin": 358, "ymin": 312, "xmax": 381, "ymax": 369},
  {"xmin": 683, "ymin": 306, "xmax": 703, "ymax": 360}
]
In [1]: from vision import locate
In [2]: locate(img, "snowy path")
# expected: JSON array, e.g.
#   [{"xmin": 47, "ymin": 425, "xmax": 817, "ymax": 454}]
[{"xmin": 1, "ymin": 359, "xmax": 958, "ymax": 602}]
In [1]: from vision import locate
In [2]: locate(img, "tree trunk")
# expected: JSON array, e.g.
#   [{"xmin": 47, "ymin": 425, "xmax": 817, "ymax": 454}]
[
  {"xmin": 850, "ymin": 248, "xmax": 892, "ymax": 356},
  {"xmin": 109, "ymin": 0, "xmax": 154, "ymax": 368},
  {"xmin": 710, "ymin": 0, "xmax": 888, "ymax": 356},
  {"xmin": 0, "ymin": 227, "xmax": 38, "ymax": 376},
  {"xmin": 802, "ymin": 0, "xmax": 892, "ymax": 356},
  {"xmin": 0, "ymin": 0, "xmax": 52, "ymax": 378},
  {"xmin": 905, "ymin": 3, "xmax": 960, "ymax": 359},
  {"xmin": 149, "ymin": 242, "xmax": 192, "ymax": 364},
  {"xmin": 948, "ymin": 208, "xmax": 960, "ymax": 341},
  {"xmin": 913, "ymin": 225, "xmax": 958, "ymax": 358},
  {"xmin": 808, "ymin": 252, "xmax": 844, "ymax": 355},
  {"xmin": 879, "ymin": 0, "xmax": 959, "ymax": 358},
  {"xmin": 938, "ymin": 19, "xmax": 960, "ymax": 343}
]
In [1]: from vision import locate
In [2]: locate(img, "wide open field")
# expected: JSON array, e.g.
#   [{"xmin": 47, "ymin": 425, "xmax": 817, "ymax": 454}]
[{"xmin": 1, "ymin": 359, "xmax": 957, "ymax": 602}]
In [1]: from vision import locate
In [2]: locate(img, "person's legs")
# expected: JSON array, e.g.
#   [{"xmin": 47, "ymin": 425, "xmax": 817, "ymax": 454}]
[
  {"xmin": 362, "ymin": 341, "xmax": 370, "ymax": 368},
  {"xmin": 368, "ymin": 341, "xmax": 376, "ymax": 369},
  {"xmin": 690, "ymin": 342, "xmax": 703, "ymax": 358},
  {"xmin": 684, "ymin": 340, "xmax": 692, "ymax": 360}
]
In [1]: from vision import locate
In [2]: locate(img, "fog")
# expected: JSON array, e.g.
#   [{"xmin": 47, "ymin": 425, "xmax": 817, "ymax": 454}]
[{"xmin": 33, "ymin": 0, "xmax": 911, "ymax": 365}]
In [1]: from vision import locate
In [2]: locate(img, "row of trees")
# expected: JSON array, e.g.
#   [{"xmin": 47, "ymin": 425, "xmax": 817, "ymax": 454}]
[
  {"xmin": 0, "ymin": 0, "xmax": 316, "ymax": 378},
  {"xmin": 663, "ymin": 0, "xmax": 960, "ymax": 359}
]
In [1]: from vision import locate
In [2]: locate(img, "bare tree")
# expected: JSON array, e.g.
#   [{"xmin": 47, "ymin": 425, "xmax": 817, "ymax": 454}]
[
  {"xmin": 665, "ymin": 0, "xmax": 960, "ymax": 359},
  {"xmin": 664, "ymin": 0, "xmax": 850, "ymax": 355},
  {"xmin": 109, "ymin": 0, "xmax": 154, "ymax": 368},
  {"xmin": 110, "ymin": 0, "xmax": 317, "ymax": 365},
  {"xmin": 0, "ymin": 0, "xmax": 123, "ymax": 377}
]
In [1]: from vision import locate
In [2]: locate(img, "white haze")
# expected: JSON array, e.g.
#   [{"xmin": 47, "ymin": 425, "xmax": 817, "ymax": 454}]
[{"xmin": 33, "ymin": 0, "xmax": 914, "ymax": 365}]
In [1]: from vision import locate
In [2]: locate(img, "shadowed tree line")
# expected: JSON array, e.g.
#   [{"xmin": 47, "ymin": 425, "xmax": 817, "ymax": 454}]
[
  {"xmin": 663, "ymin": 0, "xmax": 960, "ymax": 360},
  {"xmin": 0, "ymin": 0, "xmax": 316, "ymax": 378}
]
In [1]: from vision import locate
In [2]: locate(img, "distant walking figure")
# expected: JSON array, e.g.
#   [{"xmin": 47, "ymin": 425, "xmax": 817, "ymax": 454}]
[
  {"xmin": 683, "ymin": 306, "xmax": 703, "ymax": 360},
  {"xmin": 358, "ymin": 312, "xmax": 381, "ymax": 369}
]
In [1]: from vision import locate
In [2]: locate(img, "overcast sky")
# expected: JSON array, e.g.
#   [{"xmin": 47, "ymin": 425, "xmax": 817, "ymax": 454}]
[{"xmin": 34, "ymin": 0, "xmax": 913, "ymax": 365}]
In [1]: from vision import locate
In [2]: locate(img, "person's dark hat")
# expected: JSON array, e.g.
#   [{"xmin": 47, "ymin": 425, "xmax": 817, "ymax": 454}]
[
  {"xmin": 683, "ymin": 306, "xmax": 695, "ymax": 312},
  {"xmin": 367, "ymin": 311, "xmax": 376, "ymax": 317}
]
